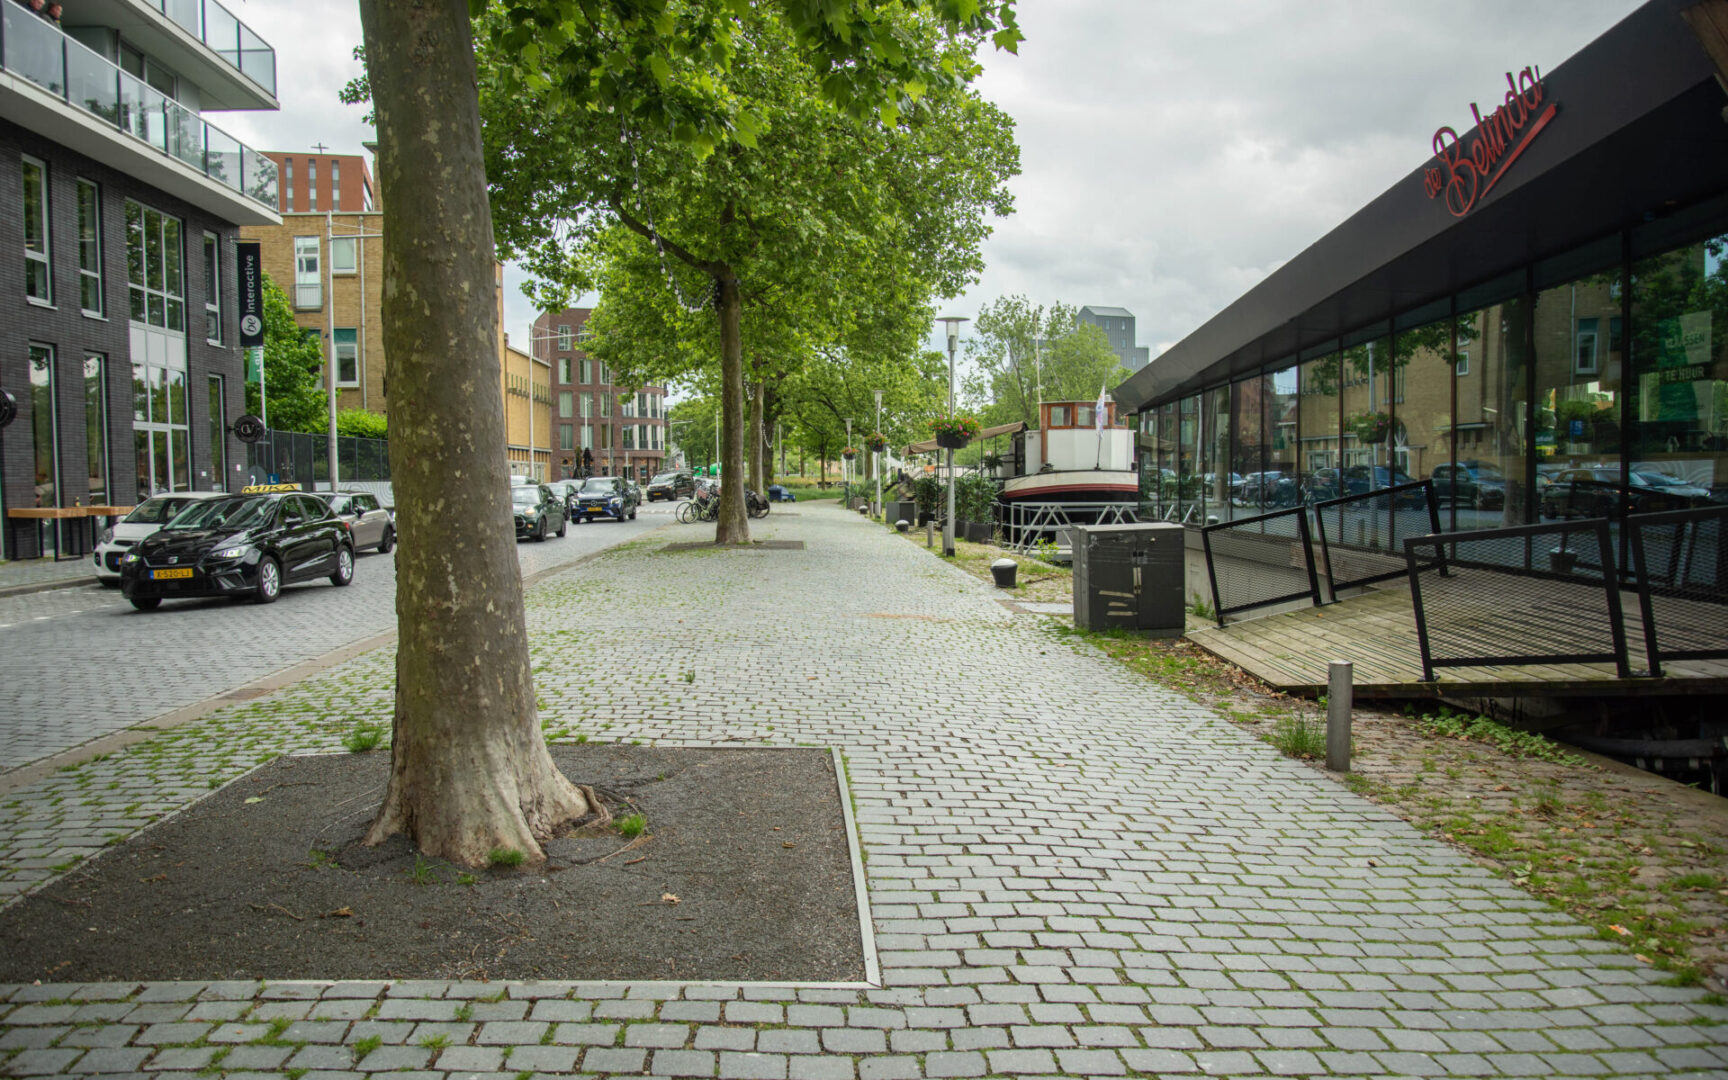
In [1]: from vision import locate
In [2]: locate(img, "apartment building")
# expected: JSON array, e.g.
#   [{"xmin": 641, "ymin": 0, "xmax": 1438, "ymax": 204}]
[
  {"xmin": 0, "ymin": 0, "xmax": 281, "ymax": 558},
  {"xmin": 531, "ymin": 306, "xmax": 668, "ymax": 481}
]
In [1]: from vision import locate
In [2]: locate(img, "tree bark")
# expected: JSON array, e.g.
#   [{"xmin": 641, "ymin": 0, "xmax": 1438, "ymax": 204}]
[
  {"xmin": 749, "ymin": 378, "xmax": 766, "ymax": 498},
  {"xmin": 714, "ymin": 271, "xmax": 749, "ymax": 543},
  {"xmin": 359, "ymin": 0, "xmax": 590, "ymax": 866}
]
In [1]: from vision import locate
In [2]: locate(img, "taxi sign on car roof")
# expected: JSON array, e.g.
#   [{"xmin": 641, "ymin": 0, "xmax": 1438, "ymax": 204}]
[{"xmin": 240, "ymin": 483, "xmax": 301, "ymax": 493}]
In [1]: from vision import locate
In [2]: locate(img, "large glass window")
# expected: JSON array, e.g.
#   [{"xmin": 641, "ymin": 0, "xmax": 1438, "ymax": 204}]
[
  {"xmin": 294, "ymin": 236, "xmax": 320, "ymax": 308},
  {"xmin": 125, "ymin": 201, "xmax": 185, "ymax": 331},
  {"xmin": 1230, "ymin": 377, "xmax": 1264, "ymax": 509},
  {"xmin": 558, "ymin": 357, "xmax": 571, "ymax": 383},
  {"xmin": 1535, "ymin": 248, "xmax": 1624, "ymax": 519},
  {"xmin": 559, "ymin": 324, "xmax": 572, "ymax": 350},
  {"xmin": 1340, "ymin": 328, "xmax": 1394, "ymax": 487},
  {"xmin": 333, "ymin": 328, "xmax": 358, "ymax": 386},
  {"xmin": 208, "ymin": 375, "xmax": 227, "ymax": 490},
  {"xmin": 1457, "ymin": 281, "xmax": 1532, "ymax": 525},
  {"xmin": 77, "ymin": 180, "xmax": 102, "ymax": 315},
  {"xmin": 203, "ymin": 233, "xmax": 221, "ymax": 343},
  {"xmin": 24, "ymin": 157, "xmax": 51, "ymax": 304},
  {"xmin": 85, "ymin": 353, "xmax": 108, "ymax": 504},
  {"xmin": 1203, "ymin": 385, "xmax": 1230, "ymax": 520},
  {"xmin": 1390, "ymin": 312, "xmax": 1454, "ymax": 518},
  {"xmin": 1267, "ymin": 365, "xmax": 1300, "ymax": 505},
  {"xmin": 31, "ymin": 345, "xmax": 57, "ymax": 507},
  {"xmin": 1177, "ymin": 394, "xmax": 1199, "ymax": 522},
  {"xmin": 1298, "ymin": 351, "xmax": 1340, "ymax": 500},
  {"xmin": 331, "ymin": 236, "xmax": 357, "ymax": 274},
  {"xmin": 1629, "ymin": 227, "xmax": 1727, "ymax": 513}
]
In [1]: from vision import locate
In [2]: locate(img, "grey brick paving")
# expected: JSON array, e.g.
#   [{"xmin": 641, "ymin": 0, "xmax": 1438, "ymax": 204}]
[{"xmin": 2, "ymin": 505, "xmax": 1726, "ymax": 1078}]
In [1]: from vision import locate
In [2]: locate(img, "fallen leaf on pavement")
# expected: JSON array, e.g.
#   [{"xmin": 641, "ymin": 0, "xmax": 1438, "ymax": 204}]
[
  {"xmin": 321, "ymin": 907, "xmax": 353, "ymax": 919},
  {"xmin": 662, "ymin": 892, "xmax": 680, "ymax": 904}
]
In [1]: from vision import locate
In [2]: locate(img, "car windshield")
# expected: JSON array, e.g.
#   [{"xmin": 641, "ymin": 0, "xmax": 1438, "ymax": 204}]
[
  {"xmin": 581, "ymin": 478, "xmax": 616, "ymax": 493},
  {"xmin": 511, "ymin": 487, "xmax": 541, "ymax": 505},
  {"xmin": 1634, "ymin": 472, "xmax": 1683, "ymax": 487},
  {"xmin": 166, "ymin": 496, "xmax": 276, "ymax": 531},
  {"xmin": 124, "ymin": 496, "xmax": 196, "ymax": 525},
  {"xmin": 651, "ymin": 473, "xmax": 678, "ymax": 484}
]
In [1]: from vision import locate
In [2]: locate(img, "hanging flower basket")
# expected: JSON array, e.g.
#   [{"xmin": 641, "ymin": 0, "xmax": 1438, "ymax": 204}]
[
  {"xmin": 864, "ymin": 432, "xmax": 888, "ymax": 454},
  {"xmin": 841, "ymin": 446, "xmax": 857, "ymax": 461},
  {"xmin": 1347, "ymin": 410, "xmax": 1392, "ymax": 444},
  {"xmin": 930, "ymin": 414, "xmax": 981, "ymax": 450}
]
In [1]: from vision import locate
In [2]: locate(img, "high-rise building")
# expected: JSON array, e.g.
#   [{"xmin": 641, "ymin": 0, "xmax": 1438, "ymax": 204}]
[
  {"xmin": 1079, "ymin": 306, "xmax": 1151, "ymax": 373},
  {"xmin": 1, "ymin": 0, "xmax": 282, "ymax": 558}
]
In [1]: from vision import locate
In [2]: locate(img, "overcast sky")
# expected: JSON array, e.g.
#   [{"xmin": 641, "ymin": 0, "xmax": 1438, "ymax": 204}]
[{"xmin": 217, "ymin": 0, "xmax": 1644, "ymax": 367}]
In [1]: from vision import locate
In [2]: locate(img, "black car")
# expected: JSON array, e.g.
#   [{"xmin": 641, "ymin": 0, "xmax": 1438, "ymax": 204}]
[
  {"xmin": 646, "ymin": 471, "xmax": 694, "ymax": 502},
  {"xmin": 512, "ymin": 484, "xmax": 568, "ymax": 541},
  {"xmin": 119, "ymin": 487, "xmax": 354, "ymax": 611},
  {"xmin": 1430, "ymin": 461, "xmax": 1507, "ymax": 510},
  {"xmin": 571, "ymin": 476, "xmax": 640, "ymax": 522}
]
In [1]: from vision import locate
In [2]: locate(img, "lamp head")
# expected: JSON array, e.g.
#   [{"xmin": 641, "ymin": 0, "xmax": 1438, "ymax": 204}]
[{"xmin": 938, "ymin": 316, "xmax": 968, "ymax": 350}]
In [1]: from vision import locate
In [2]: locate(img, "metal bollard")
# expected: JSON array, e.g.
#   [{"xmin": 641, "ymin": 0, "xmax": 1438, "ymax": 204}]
[
  {"xmin": 1327, "ymin": 660, "xmax": 1353, "ymax": 772},
  {"xmin": 926, "ymin": 520, "xmax": 934, "ymax": 548}
]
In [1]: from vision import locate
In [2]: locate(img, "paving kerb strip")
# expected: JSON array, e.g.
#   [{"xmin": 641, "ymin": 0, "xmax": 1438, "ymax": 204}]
[
  {"xmin": 0, "ymin": 532, "xmax": 664, "ymax": 798},
  {"xmin": 1, "ymin": 502, "xmax": 1725, "ymax": 1079}
]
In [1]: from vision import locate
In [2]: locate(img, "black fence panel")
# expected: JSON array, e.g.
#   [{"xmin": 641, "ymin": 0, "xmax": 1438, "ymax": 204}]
[
  {"xmin": 244, "ymin": 429, "xmax": 390, "ymax": 487},
  {"xmin": 1313, "ymin": 480, "xmax": 1442, "ymax": 599},
  {"xmin": 1404, "ymin": 518, "xmax": 1632, "ymax": 682},
  {"xmin": 1201, "ymin": 505, "xmax": 1321, "ymax": 626},
  {"xmin": 1627, "ymin": 505, "xmax": 1728, "ymax": 676}
]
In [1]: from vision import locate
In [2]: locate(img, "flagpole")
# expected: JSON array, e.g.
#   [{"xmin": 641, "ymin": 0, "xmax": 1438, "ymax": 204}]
[{"xmin": 1094, "ymin": 382, "xmax": 1106, "ymax": 471}]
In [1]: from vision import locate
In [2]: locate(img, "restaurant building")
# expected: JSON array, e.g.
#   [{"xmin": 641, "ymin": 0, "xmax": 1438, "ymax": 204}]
[{"xmin": 1116, "ymin": 0, "xmax": 1728, "ymax": 548}]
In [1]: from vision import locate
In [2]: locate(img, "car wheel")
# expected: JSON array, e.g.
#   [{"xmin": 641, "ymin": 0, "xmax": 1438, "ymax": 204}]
[
  {"xmin": 630, "ymin": 507, "xmax": 637, "ymax": 520},
  {"xmin": 377, "ymin": 526, "xmax": 394, "ymax": 554},
  {"xmin": 533, "ymin": 517, "xmax": 547, "ymax": 542},
  {"xmin": 255, "ymin": 556, "xmax": 282, "ymax": 604},
  {"xmin": 330, "ymin": 545, "xmax": 355, "ymax": 587},
  {"xmin": 129, "ymin": 595, "xmax": 161, "ymax": 611},
  {"xmin": 557, "ymin": 516, "xmax": 567, "ymax": 538}
]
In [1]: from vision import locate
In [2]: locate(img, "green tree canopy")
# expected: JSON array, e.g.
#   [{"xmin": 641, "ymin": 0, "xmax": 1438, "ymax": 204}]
[
  {"xmin": 962, "ymin": 297, "xmax": 1128, "ymax": 428},
  {"xmin": 247, "ymin": 273, "xmax": 326, "ymax": 434}
]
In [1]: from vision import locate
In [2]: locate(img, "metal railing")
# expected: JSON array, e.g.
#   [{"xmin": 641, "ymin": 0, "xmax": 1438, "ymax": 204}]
[
  {"xmin": 1001, "ymin": 501, "xmax": 1140, "ymax": 555},
  {"xmin": 1404, "ymin": 519, "xmax": 1634, "ymax": 682},
  {"xmin": 1626, "ymin": 505, "xmax": 1728, "ymax": 676},
  {"xmin": 245, "ymin": 429, "xmax": 390, "ymax": 488},
  {"xmin": 1200, "ymin": 505, "xmax": 1321, "ymax": 626},
  {"xmin": 1313, "ymin": 480, "xmax": 1444, "ymax": 598},
  {"xmin": 1, "ymin": 5, "xmax": 277, "ymax": 211},
  {"xmin": 152, "ymin": 0, "xmax": 278, "ymax": 96}
]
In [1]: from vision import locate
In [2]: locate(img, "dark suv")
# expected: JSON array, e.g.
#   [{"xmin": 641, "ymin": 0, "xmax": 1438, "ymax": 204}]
[
  {"xmin": 572, "ymin": 476, "xmax": 641, "ymax": 522},
  {"xmin": 646, "ymin": 471, "xmax": 695, "ymax": 502}
]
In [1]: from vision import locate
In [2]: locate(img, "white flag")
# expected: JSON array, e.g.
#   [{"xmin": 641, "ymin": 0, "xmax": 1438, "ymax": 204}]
[{"xmin": 1095, "ymin": 382, "xmax": 1107, "ymax": 433}]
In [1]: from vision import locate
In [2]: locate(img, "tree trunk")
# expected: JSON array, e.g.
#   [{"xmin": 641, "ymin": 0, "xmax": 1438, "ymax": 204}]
[
  {"xmin": 359, "ymin": 0, "xmax": 590, "ymax": 866},
  {"xmin": 714, "ymin": 272, "xmax": 749, "ymax": 543},
  {"xmin": 749, "ymin": 378, "xmax": 766, "ymax": 498}
]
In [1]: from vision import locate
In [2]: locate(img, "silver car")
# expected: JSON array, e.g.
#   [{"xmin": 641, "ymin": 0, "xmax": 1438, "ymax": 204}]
[{"xmin": 315, "ymin": 491, "xmax": 395, "ymax": 553}]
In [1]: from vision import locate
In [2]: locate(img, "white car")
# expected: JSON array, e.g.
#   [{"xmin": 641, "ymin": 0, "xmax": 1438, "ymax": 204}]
[{"xmin": 92, "ymin": 492, "xmax": 229, "ymax": 585}]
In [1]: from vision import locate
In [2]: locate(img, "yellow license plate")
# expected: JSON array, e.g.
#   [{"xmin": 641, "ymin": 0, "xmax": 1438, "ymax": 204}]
[{"xmin": 152, "ymin": 568, "xmax": 194, "ymax": 580}]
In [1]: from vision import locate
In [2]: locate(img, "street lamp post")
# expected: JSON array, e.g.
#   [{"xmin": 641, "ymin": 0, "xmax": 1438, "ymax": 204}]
[
  {"xmin": 873, "ymin": 389, "xmax": 883, "ymax": 520},
  {"xmin": 937, "ymin": 316, "xmax": 967, "ymax": 557}
]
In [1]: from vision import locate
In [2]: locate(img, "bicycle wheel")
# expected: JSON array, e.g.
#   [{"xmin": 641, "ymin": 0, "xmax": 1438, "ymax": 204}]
[{"xmin": 676, "ymin": 500, "xmax": 695, "ymax": 524}]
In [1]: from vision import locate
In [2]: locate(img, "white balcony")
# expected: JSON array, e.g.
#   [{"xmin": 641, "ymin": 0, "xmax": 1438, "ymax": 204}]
[
  {"xmin": 1, "ymin": 4, "xmax": 278, "ymax": 225},
  {"xmin": 76, "ymin": 0, "xmax": 276, "ymax": 109}
]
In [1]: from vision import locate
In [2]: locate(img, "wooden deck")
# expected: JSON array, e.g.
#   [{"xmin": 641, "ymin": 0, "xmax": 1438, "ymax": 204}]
[{"xmin": 1187, "ymin": 584, "xmax": 1728, "ymax": 699}]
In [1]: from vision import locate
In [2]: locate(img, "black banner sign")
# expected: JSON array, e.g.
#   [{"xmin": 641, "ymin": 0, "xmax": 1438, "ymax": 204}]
[{"xmin": 238, "ymin": 241, "xmax": 264, "ymax": 348}]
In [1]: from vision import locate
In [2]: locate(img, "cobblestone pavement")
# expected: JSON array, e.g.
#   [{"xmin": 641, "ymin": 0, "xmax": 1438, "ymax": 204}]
[
  {"xmin": 2, "ymin": 504, "xmax": 1725, "ymax": 1078},
  {"xmin": 0, "ymin": 557, "xmax": 100, "ymax": 597},
  {"xmin": 0, "ymin": 518, "xmax": 664, "ymax": 775}
]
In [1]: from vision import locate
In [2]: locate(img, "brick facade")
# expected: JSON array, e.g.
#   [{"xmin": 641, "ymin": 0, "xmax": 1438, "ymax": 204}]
[
  {"xmin": 532, "ymin": 306, "xmax": 669, "ymax": 482},
  {"xmin": 1, "ymin": 121, "xmax": 246, "ymax": 559}
]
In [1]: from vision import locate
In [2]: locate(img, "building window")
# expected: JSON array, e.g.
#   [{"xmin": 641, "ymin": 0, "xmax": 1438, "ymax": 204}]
[
  {"xmin": 599, "ymin": 363, "xmax": 610, "ymax": 384},
  {"xmin": 24, "ymin": 157, "xmax": 51, "ymax": 304},
  {"xmin": 558, "ymin": 324, "xmax": 572, "ymax": 349},
  {"xmin": 77, "ymin": 180, "xmax": 102, "ymax": 315},
  {"xmin": 294, "ymin": 236, "xmax": 321, "ymax": 309},
  {"xmin": 559, "ymin": 357, "xmax": 571, "ymax": 382},
  {"xmin": 30, "ymin": 345, "xmax": 60, "ymax": 508},
  {"xmin": 600, "ymin": 392, "xmax": 610, "ymax": 418},
  {"xmin": 1455, "ymin": 349, "xmax": 1469, "ymax": 377},
  {"xmin": 283, "ymin": 158, "xmax": 294, "ymax": 209},
  {"xmin": 307, "ymin": 159, "xmax": 317, "ymax": 211},
  {"xmin": 84, "ymin": 353, "xmax": 109, "ymax": 504},
  {"xmin": 559, "ymin": 391, "xmax": 573, "ymax": 418},
  {"xmin": 207, "ymin": 375, "xmax": 226, "ymax": 490},
  {"xmin": 333, "ymin": 328, "xmax": 358, "ymax": 386},
  {"xmin": 331, "ymin": 161, "xmax": 340, "ymax": 208},
  {"xmin": 581, "ymin": 358, "xmax": 592, "ymax": 384},
  {"xmin": 559, "ymin": 424, "xmax": 573, "ymax": 451},
  {"xmin": 580, "ymin": 392, "xmax": 592, "ymax": 419},
  {"xmin": 1574, "ymin": 317, "xmax": 1600, "ymax": 375},
  {"xmin": 203, "ymin": 233, "xmax": 222, "ymax": 343},
  {"xmin": 125, "ymin": 201, "xmax": 186, "ymax": 331},
  {"xmin": 331, "ymin": 236, "xmax": 357, "ymax": 274}
]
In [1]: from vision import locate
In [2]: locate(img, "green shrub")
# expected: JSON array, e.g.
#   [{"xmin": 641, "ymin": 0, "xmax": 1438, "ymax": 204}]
[
  {"xmin": 956, "ymin": 472, "xmax": 996, "ymax": 522},
  {"xmin": 913, "ymin": 475, "xmax": 943, "ymax": 515},
  {"xmin": 335, "ymin": 409, "xmax": 388, "ymax": 440}
]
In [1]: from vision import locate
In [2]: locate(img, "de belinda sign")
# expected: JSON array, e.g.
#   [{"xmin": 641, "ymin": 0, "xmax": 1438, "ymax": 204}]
[{"xmin": 1423, "ymin": 67, "xmax": 1557, "ymax": 218}]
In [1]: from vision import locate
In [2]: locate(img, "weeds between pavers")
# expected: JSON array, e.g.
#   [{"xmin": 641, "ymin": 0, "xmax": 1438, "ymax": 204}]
[{"xmin": 1047, "ymin": 620, "xmax": 1728, "ymax": 990}]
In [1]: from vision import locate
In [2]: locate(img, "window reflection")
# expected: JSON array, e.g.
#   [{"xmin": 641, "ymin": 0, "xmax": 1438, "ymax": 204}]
[{"xmin": 1630, "ymin": 232, "xmax": 1727, "ymax": 513}]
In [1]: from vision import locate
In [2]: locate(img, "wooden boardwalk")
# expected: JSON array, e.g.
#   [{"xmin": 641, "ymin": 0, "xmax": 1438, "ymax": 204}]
[{"xmin": 1186, "ymin": 584, "xmax": 1728, "ymax": 699}]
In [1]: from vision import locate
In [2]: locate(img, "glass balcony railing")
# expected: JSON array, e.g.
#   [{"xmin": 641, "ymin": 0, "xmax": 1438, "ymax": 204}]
[
  {"xmin": 151, "ymin": 0, "xmax": 276, "ymax": 97},
  {"xmin": 2, "ymin": 4, "xmax": 277, "ymax": 212}
]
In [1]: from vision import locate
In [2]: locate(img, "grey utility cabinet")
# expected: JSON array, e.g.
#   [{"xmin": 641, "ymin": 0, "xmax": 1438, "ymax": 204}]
[{"xmin": 1072, "ymin": 522, "xmax": 1185, "ymax": 637}]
